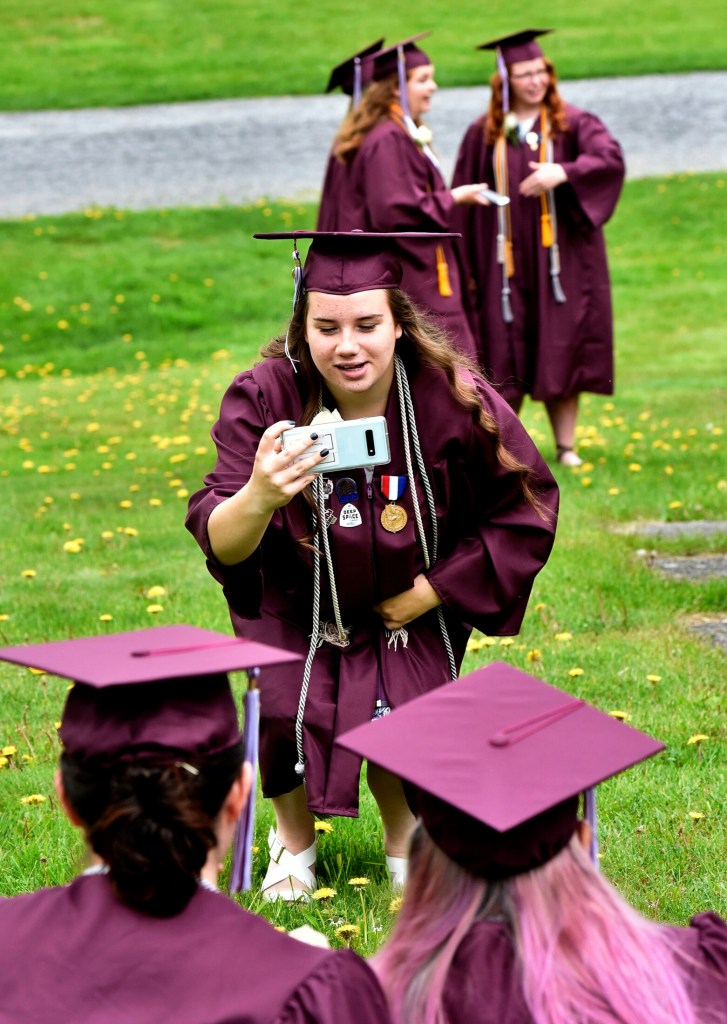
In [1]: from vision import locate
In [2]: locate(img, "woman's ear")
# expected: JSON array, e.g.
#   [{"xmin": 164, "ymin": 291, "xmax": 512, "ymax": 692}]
[
  {"xmin": 576, "ymin": 818, "xmax": 592, "ymax": 851},
  {"xmin": 54, "ymin": 768, "xmax": 85, "ymax": 828},
  {"xmin": 223, "ymin": 762, "xmax": 253, "ymax": 827},
  {"xmin": 395, "ymin": 323, "xmax": 403, "ymax": 340}
]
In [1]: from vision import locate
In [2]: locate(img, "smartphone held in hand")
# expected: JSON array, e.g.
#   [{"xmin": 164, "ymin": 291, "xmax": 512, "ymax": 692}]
[{"xmin": 282, "ymin": 416, "xmax": 391, "ymax": 473}]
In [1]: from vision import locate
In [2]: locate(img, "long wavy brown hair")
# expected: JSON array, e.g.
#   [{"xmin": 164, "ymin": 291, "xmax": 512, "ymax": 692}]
[
  {"xmin": 485, "ymin": 60, "xmax": 568, "ymax": 145},
  {"xmin": 261, "ymin": 289, "xmax": 548, "ymax": 518},
  {"xmin": 332, "ymin": 74, "xmax": 400, "ymax": 163}
]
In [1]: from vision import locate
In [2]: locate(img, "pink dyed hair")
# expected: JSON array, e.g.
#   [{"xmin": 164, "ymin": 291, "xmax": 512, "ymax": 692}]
[{"xmin": 374, "ymin": 824, "xmax": 700, "ymax": 1024}]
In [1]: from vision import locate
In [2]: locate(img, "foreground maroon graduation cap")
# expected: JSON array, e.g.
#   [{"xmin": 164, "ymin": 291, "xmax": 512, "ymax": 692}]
[
  {"xmin": 0, "ymin": 624, "xmax": 301, "ymax": 892},
  {"xmin": 336, "ymin": 661, "xmax": 664, "ymax": 879},
  {"xmin": 326, "ymin": 39, "xmax": 385, "ymax": 101}
]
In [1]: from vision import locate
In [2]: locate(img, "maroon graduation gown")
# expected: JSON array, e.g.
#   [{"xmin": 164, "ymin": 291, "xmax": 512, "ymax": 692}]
[
  {"xmin": 0, "ymin": 874, "xmax": 390, "ymax": 1024},
  {"xmin": 317, "ymin": 119, "xmax": 478, "ymax": 360},
  {"xmin": 186, "ymin": 356, "xmax": 558, "ymax": 817},
  {"xmin": 440, "ymin": 913, "xmax": 727, "ymax": 1023},
  {"xmin": 452, "ymin": 104, "xmax": 625, "ymax": 404}
]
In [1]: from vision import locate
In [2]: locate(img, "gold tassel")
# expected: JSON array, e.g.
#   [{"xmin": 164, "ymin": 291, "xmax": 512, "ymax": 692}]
[
  {"xmin": 505, "ymin": 240, "xmax": 515, "ymax": 278},
  {"xmin": 436, "ymin": 245, "xmax": 453, "ymax": 296},
  {"xmin": 540, "ymin": 212, "xmax": 553, "ymax": 248}
]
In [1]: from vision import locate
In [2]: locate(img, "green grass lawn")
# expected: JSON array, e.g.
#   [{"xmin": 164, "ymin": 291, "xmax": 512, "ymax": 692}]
[
  {"xmin": 1, "ymin": 174, "xmax": 725, "ymax": 951},
  {"xmin": 1, "ymin": 0, "xmax": 726, "ymax": 110}
]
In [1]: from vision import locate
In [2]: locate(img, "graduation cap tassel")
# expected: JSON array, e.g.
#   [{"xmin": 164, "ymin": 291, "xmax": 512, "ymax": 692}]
[
  {"xmin": 229, "ymin": 668, "xmax": 261, "ymax": 893},
  {"xmin": 352, "ymin": 58, "xmax": 362, "ymax": 107},
  {"xmin": 283, "ymin": 245, "xmax": 303, "ymax": 373},
  {"xmin": 496, "ymin": 46, "xmax": 509, "ymax": 114},
  {"xmin": 435, "ymin": 244, "xmax": 453, "ymax": 297},
  {"xmin": 584, "ymin": 787, "xmax": 600, "ymax": 869},
  {"xmin": 501, "ymin": 284, "xmax": 514, "ymax": 324}
]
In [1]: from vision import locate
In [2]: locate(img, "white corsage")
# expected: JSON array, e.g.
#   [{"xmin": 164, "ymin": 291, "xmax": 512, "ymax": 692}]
[
  {"xmin": 410, "ymin": 124, "xmax": 433, "ymax": 148},
  {"xmin": 503, "ymin": 111, "xmax": 519, "ymax": 145}
]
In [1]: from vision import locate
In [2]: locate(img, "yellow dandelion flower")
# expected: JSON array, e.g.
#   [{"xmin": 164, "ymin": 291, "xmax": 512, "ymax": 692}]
[
  {"xmin": 123, "ymin": 527, "xmax": 139, "ymax": 537},
  {"xmin": 348, "ymin": 877, "xmax": 370, "ymax": 889},
  {"xmin": 687, "ymin": 734, "xmax": 709, "ymax": 745},
  {"xmin": 28, "ymin": 668, "xmax": 46, "ymax": 675},
  {"xmin": 21, "ymin": 569, "xmax": 37, "ymax": 578},
  {"xmin": 314, "ymin": 820, "xmax": 334, "ymax": 833},
  {"xmin": 534, "ymin": 602, "xmax": 546, "ymax": 612},
  {"xmin": 581, "ymin": 477, "xmax": 592, "ymax": 487},
  {"xmin": 499, "ymin": 637, "xmax": 515, "ymax": 647},
  {"xmin": 628, "ymin": 463, "xmax": 642, "ymax": 472},
  {"xmin": 568, "ymin": 667, "xmax": 584, "ymax": 677},
  {"xmin": 664, "ymin": 466, "xmax": 674, "ymax": 476},
  {"xmin": 609, "ymin": 710, "xmax": 631, "ymax": 721},
  {"xmin": 20, "ymin": 794, "xmax": 46, "ymax": 805},
  {"xmin": 482, "ymin": 637, "xmax": 497, "ymax": 647},
  {"xmin": 146, "ymin": 585, "xmax": 167, "ymax": 599},
  {"xmin": 554, "ymin": 631, "xmax": 572, "ymax": 642},
  {"xmin": 0, "ymin": 614, "xmax": 9, "ymax": 622},
  {"xmin": 176, "ymin": 488, "xmax": 189, "ymax": 499},
  {"xmin": 466, "ymin": 637, "xmax": 485, "ymax": 652},
  {"xmin": 526, "ymin": 649, "xmax": 542, "ymax": 663},
  {"xmin": 608, "ymin": 487, "xmax": 621, "ymax": 496},
  {"xmin": 63, "ymin": 539, "xmax": 84, "ymax": 553},
  {"xmin": 2, "ymin": 745, "xmax": 18, "ymax": 756},
  {"xmin": 311, "ymin": 887, "xmax": 337, "ymax": 901},
  {"xmin": 22, "ymin": 754, "xmax": 34, "ymax": 763},
  {"xmin": 646, "ymin": 674, "xmax": 662, "ymax": 683},
  {"xmin": 146, "ymin": 604, "xmax": 164, "ymax": 614},
  {"xmin": 389, "ymin": 896, "xmax": 403, "ymax": 913},
  {"xmin": 149, "ymin": 498, "xmax": 162, "ymax": 506},
  {"xmin": 119, "ymin": 499, "xmax": 133, "ymax": 509},
  {"xmin": 99, "ymin": 614, "xmax": 113, "ymax": 622},
  {"xmin": 0, "ymin": 757, "xmax": 9, "ymax": 768},
  {"xmin": 335, "ymin": 924, "xmax": 361, "ymax": 941},
  {"xmin": 101, "ymin": 531, "xmax": 114, "ymax": 540},
  {"xmin": 688, "ymin": 811, "xmax": 705, "ymax": 820}
]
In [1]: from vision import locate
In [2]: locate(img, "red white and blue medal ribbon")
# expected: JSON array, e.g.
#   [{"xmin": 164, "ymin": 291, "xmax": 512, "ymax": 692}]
[{"xmin": 380, "ymin": 475, "xmax": 408, "ymax": 533}]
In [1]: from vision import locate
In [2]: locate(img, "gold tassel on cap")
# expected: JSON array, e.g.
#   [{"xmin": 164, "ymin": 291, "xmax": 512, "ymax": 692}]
[
  {"xmin": 435, "ymin": 245, "xmax": 453, "ymax": 296},
  {"xmin": 505, "ymin": 239, "xmax": 515, "ymax": 278}
]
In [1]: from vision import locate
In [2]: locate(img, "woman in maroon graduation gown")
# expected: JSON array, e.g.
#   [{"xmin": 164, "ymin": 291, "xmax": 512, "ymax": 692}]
[
  {"xmin": 0, "ymin": 627, "xmax": 391, "ymax": 1024},
  {"xmin": 338, "ymin": 663, "xmax": 727, "ymax": 1024},
  {"xmin": 186, "ymin": 231, "xmax": 558, "ymax": 900},
  {"xmin": 452, "ymin": 29, "xmax": 625, "ymax": 466},
  {"xmin": 317, "ymin": 34, "xmax": 489, "ymax": 360}
]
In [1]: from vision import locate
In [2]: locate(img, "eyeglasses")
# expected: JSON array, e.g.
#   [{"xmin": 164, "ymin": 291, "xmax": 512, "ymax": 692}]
[{"xmin": 509, "ymin": 68, "xmax": 549, "ymax": 82}]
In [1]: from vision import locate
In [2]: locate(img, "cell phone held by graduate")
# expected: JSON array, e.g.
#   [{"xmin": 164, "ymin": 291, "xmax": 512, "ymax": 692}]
[{"xmin": 282, "ymin": 416, "xmax": 391, "ymax": 473}]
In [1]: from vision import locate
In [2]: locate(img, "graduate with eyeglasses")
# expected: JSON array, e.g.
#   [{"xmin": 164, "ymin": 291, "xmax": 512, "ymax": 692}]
[
  {"xmin": 452, "ymin": 30, "xmax": 626, "ymax": 467},
  {"xmin": 186, "ymin": 231, "xmax": 558, "ymax": 902}
]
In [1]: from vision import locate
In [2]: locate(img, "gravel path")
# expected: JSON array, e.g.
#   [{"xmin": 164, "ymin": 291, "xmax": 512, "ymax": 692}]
[{"xmin": 1, "ymin": 72, "xmax": 726, "ymax": 217}]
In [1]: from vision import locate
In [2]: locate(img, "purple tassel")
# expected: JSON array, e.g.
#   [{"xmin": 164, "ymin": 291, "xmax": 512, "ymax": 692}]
[
  {"xmin": 353, "ymin": 58, "xmax": 362, "ymax": 107},
  {"xmin": 229, "ymin": 669, "xmax": 261, "ymax": 893},
  {"xmin": 584, "ymin": 787, "xmax": 599, "ymax": 869},
  {"xmin": 397, "ymin": 45, "xmax": 410, "ymax": 120},
  {"xmin": 496, "ymin": 47, "xmax": 509, "ymax": 114}
]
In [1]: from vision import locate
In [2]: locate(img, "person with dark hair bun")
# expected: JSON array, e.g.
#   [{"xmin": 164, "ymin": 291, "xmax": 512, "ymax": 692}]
[{"xmin": 0, "ymin": 626, "xmax": 392, "ymax": 1024}]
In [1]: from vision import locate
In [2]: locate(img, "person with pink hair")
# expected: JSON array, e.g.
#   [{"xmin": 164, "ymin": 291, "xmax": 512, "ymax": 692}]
[{"xmin": 338, "ymin": 662, "xmax": 727, "ymax": 1024}]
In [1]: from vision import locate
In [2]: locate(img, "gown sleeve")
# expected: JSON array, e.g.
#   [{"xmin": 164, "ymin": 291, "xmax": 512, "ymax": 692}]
[
  {"xmin": 558, "ymin": 109, "xmax": 625, "ymax": 230},
  {"xmin": 425, "ymin": 379, "xmax": 559, "ymax": 635},
  {"xmin": 184, "ymin": 370, "xmax": 272, "ymax": 618},
  {"xmin": 363, "ymin": 127, "xmax": 456, "ymax": 231},
  {"xmin": 275, "ymin": 949, "xmax": 392, "ymax": 1024}
]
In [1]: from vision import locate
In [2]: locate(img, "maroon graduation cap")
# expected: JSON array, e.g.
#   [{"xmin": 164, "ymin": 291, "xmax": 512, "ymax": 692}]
[
  {"xmin": 0, "ymin": 624, "xmax": 299, "ymax": 763},
  {"xmin": 363, "ymin": 32, "xmax": 432, "ymax": 81},
  {"xmin": 477, "ymin": 28, "xmax": 553, "ymax": 65},
  {"xmin": 326, "ymin": 39, "xmax": 385, "ymax": 100},
  {"xmin": 336, "ymin": 661, "xmax": 665, "ymax": 879},
  {"xmin": 254, "ymin": 229, "xmax": 460, "ymax": 297}
]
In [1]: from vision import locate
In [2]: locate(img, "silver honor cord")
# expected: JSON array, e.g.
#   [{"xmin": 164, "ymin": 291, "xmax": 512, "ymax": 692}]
[{"xmin": 394, "ymin": 355, "xmax": 457, "ymax": 681}]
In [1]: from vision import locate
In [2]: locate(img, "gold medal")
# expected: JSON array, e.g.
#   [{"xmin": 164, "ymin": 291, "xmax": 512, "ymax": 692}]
[{"xmin": 380, "ymin": 503, "xmax": 408, "ymax": 533}]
